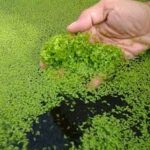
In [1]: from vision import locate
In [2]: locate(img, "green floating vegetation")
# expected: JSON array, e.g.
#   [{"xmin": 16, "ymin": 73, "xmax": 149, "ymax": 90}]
[
  {"xmin": 71, "ymin": 115, "xmax": 124, "ymax": 150},
  {"xmin": 41, "ymin": 33, "xmax": 150, "ymax": 150},
  {"xmin": 72, "ymin": 115, "xmax": 150, "ymax": 150},
  {"xmin": 0, "ymin": 0, "xmax": 99, "ymax": 149},
  {"xmin": 0, "ymin": 0, "xmax": 150, "ymax": 149}
]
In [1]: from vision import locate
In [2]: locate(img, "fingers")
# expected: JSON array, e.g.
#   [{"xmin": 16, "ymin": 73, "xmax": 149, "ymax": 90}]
[
  {"xmin": 134, "ymin": 33, "xmax": 150, "ymax": 45},
  {"xmin": 88, "ymin": 26, "xmax": 148, "ymax": 59},
  {"xmin": 67, "ymin": 15, "xmax": 92, "ymax": 33},
  {"xmin": 67, "ymin": 2, "xmax": 107, "ymax": 33}
]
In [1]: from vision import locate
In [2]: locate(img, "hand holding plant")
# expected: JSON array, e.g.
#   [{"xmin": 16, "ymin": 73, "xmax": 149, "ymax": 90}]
[{"xmin": 67, "ymin": 0, "xmax": 150, "ymax": 59}]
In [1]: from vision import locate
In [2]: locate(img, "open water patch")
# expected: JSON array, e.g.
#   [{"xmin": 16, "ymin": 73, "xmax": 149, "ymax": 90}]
[{"xmin": 27, "ymin": 96, "xmax": 127, "ymax": 150}]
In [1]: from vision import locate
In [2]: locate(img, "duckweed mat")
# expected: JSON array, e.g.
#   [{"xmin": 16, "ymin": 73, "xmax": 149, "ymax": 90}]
[{"xmin": 0, "ymin": 0, "xmax": 150, "ymax": 149}]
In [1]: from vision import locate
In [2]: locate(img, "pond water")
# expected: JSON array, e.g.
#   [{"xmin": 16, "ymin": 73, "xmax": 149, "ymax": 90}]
[{"xmin": 27, "ymin": 96, "xmax": 126, "ymax": 150}]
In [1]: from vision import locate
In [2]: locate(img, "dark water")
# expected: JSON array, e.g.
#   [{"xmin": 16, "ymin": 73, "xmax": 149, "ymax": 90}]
[
  {"xmin": 27, "ymin": 96, "xmax": 127, "ymax": 150},
  {"xmin": 27, "ymin": 111, "xmax": 68, "ymax": 150}
]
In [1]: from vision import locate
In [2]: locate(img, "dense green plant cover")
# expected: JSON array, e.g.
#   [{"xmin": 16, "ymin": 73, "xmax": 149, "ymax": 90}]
[
  {"xmin": 0, "ymin": 0, "xmax": 150, "ymax": 149},
  {"xmin": 40, "ymin": 34, "xmax": 123, "ymax": 73},
  {"xmin": 40, "ymin": 33, "xmax": 124, "ymax": 93},
  {"xmin": 71, "ymin": 115, "xmax": 124, "ymax": 150},
  {"xmin": 0, "ymin": 0, "xmax": 98, "ymax": 149}
]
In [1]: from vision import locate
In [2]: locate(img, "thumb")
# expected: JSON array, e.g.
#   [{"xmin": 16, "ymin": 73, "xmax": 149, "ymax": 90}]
[
  {"xmin": 67, "ymin": 15, "xmax": 92, "ymax": 33},
  {"xmin": 67, "ymin": 2, "xmax": 107, "ymax": 33}
]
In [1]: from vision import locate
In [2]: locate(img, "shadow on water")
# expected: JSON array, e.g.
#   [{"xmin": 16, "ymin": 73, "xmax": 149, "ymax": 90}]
[
  {"xmin": 27, "ymin": 111, "xmax": 69, "ymax": 150},
  {"xmin": 27, "ymin": 95, "xmax": 127, "ymax": 150}
]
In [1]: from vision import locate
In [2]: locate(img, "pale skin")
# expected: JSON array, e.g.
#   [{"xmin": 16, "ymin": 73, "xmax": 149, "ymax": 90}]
[{"xmin": 67, "ymin": 0, "xmax": 150, "ymax": 59}]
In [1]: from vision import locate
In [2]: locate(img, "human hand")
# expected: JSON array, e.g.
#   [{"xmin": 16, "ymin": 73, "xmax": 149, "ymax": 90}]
[{"xmin": 67, "ymin": 0, "xmax": 150, "ymax": 59}]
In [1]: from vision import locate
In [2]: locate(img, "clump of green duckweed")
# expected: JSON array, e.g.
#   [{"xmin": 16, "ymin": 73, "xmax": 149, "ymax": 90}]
[{"xmin": 40, "ymin": 33, "xmax": 124, "ymax": 97}]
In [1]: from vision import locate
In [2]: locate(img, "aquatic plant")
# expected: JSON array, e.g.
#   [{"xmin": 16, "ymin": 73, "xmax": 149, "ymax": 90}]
[
  {"xmin": 40, "ymin": 33, "xmax": 124, "ymax": 97},
  {"xmin": 0, "ymin": 0, "xmax": 150, "ymax": 149}
]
